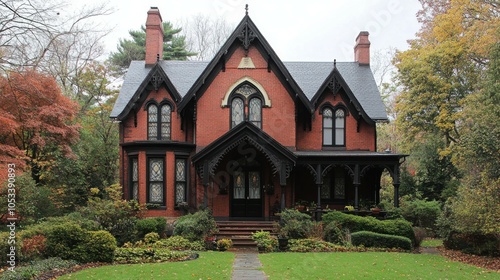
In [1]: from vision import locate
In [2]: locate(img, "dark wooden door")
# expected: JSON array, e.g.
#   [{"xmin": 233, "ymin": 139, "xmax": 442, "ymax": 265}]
[{"xmin": 231, "ymin": 170, "xmax": 262, "ymax": 218}]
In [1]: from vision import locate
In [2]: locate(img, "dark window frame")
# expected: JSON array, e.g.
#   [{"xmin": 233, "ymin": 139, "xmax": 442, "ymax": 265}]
[
  {"xmin": 145, "ymin": 99, "xmax": 174, "ymax": 140},
  {"xmin": 146, "ymin": 156, "xmax": 166, "ymax": 206},
  {"xmin": 129, "ymin": 156, "xmax": 139, "ymax": 201},
  {"xmin": 228, "ymin": 83, "xmax": 264, "ymax": 129},
  {"xmin": 174, "ymin": 157, "xmax": 188, "ymax": 206},
  {"xmin": 320, "ymin": 103, "xmax": 348, "ymax": 147}
]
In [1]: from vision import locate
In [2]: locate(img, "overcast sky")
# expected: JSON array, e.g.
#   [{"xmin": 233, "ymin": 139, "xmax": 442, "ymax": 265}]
[{"xmin": 86, "ymin": 0, "xmax": 422, "ymax": 62}]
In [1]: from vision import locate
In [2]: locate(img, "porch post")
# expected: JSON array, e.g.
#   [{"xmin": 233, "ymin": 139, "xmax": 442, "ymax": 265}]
[
  {"xmin": 393, "ymin": 183, "xmax": 400, "ymax": 208},
  {"xmin": 280, "ymin": 163, "xmax": 287, "ymax": 210},
  {"xmin": 354, "ymin": 183, "xmax": 360, "ymax": 210},
  {"xmin": 202, "ymin": 160, "xmax": 209, "ymax": 208},
  {"xmin": 280, "ymin": 185, "xmax": 286, "ymax": 210},
  {"xmin": 315, "ymin": 164, "xmax": 322, "ymax": 221}
]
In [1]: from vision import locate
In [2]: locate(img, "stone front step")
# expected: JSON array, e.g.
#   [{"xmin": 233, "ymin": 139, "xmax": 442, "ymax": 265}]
[{"xmin": 216, "ymin": 221, "xmax": 277, "ymax": 247}]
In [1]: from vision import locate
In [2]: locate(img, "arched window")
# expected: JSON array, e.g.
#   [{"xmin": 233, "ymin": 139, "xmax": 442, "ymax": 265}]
[
  {"xmin": 147, "ymin": 102, "xmax": 172, "ymax": 140},
  {"xmin": 160, "ymin": 104, "xmax": 171, "ymax": 140},
  {"xmin": 334, "ymin": 109, "xmax": 345, "ymax": 146},
  {"xmin": 231, "ymin": 97, "xmax": 244, "ymax": 128},
  {"xmin": 248, "ymin": 98, "xmax": 262, "ymax": 128},
  {"xmin": 323, "ymin": 107, "xmax": 346, "ymax": 146},
  {"xmin": 148, "ymin": 104, "xmax": 158, "ymax": 140},
  {"xmin": 322, "ymin": 108, "xmax": 333, "ymax": 146}
]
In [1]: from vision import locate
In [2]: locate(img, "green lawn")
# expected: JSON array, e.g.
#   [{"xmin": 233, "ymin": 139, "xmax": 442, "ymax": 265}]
[
  {"xmin": 421, "ymin": 238, "xmax": 444, "ymax": 247},
  {"xmin": 259, "ymin": 252, "xmax": 499, "ymax": 280},
  {"xmin": 56, "ymin": 251, "xmax": 499, "ymax": 280},
  {"xmin": 57, "ymin": 251, "xmax": 234, "ymax": 280}
]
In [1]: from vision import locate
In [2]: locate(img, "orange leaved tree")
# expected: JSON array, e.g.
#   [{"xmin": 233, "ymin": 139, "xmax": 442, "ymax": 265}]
[{"xmin": 0, "ymin": 69, "xmax": 80, "ymax": 184}]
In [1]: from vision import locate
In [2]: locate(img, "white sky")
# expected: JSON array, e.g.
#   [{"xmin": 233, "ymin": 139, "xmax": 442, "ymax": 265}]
[{"xmin": 81, "ymin": 0, "xmax": 422, "ymax": 62}]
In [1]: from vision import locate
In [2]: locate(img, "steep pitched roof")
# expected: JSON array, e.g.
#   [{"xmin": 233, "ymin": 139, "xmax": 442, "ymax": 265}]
[{"xmin": 110, "ymin": 16, "xmax": 387, "ymax": 122}]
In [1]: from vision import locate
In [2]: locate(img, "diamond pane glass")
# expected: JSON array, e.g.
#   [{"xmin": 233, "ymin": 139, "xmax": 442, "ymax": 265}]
[
  {"xmin": 161, "ymin": 123, "xmax": 170, "ymax": 140},
  {"xmin": 175, "ymin": 183, "xmax": 185, "ymax": 203},
  {"xmin": 249, "ymin": 172, "xmax": 260, "ymax": 199},
  {"xmin": 132, "ymin": 182, "xmax": 138, "ymax": 200},
  {"xmin": 335, "ymin": 109, "xmax": 345, "ymax": 128},
  {"xmin": 149, "ymin": 183, "xmax": 163, "ymax": 203},
  {"xmin": 231, "ymin": 98, "xmax": 244, "ymax": 128},
  {"xmin": 323, "ymin": 108, "xmax": 333, "ymax": 118},
  {"xmin": 249, "ymin": 98, "xmax": 262, "ymax": 128},
  {"xmin": 132, "ymin": 159, "xmax": 138, "ymax": 181},
  {"xmin": 321, "ymin": 176, "xmax": 331, "ymax": 199},
  {"xmin": 149, "ymin": 159, "xmax": 163, "ymax": 181},
  {"xmin": 161, "ymin": 105, "xmax": 171, "ymax": 122},
  {"xmin": 233, "ymin": 172, "xmax": 245, "ymax": 199},
  {"xmin": 148, "ymin": 122, "xmax": 157, "ymax": 140},
  {"xmin": 148, "ymin": 105, "xmax": 157, "ymax": 122},
  {"xmin": 175, "ymin": 159, "xmax": 185, "ymax": 181},
  {"xmin": 334, "ymin": 170, "xmax": 345, "ymax": 199}
]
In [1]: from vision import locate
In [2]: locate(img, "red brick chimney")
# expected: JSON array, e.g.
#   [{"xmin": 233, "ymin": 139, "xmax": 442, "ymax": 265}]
[
  {"xmin": 145, "ymin": 7, "xmax": 164, "ymax": 66},
  {"xmin": 354, "ymin": 31, "xmax": 370, "ymax": 65}
]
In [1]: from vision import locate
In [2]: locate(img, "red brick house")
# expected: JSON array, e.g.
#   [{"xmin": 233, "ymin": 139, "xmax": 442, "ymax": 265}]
[{"xmin": 110, "ymin": 7, "xmax": 406, "ymax": 220}]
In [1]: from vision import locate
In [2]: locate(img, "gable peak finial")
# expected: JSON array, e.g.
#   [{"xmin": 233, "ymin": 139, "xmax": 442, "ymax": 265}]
[
  {"xmin": 334, "ymin": 59, "xmax": 336, "ymax": 68},
  {"xmin": 245, "ymin": 4, "xmax": 248, "ymax": 15}
]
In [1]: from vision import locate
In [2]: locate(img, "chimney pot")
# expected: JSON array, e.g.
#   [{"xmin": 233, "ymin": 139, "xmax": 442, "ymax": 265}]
[{"xmin": 354, "ymin": 31, "xmax": 370, "ymax": 65}]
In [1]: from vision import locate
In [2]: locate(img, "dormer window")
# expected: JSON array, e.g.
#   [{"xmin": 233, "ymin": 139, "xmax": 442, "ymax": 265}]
[
  {"xmin": 229, "ymin": 83, "xmax": 263, "ymax": 129},
  {"xmin": 147, "ymin": 101, "xmax": 172, "ymax": 140},
  {"xmin": 322, "ymin": 106, "xmax": 346, "ymax": 147}
]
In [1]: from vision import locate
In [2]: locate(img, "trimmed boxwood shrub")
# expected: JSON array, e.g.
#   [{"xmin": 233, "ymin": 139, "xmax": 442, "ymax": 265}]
[
  {"xmin": 82, "ymin": 230, "xmax": 117, "ymax": 263},
  {"xmin": 44, "ymin": 222, "xmax": 117, "ymax": 263},
  {"xmin": 323, "ymin": 222, "xmax": 347, "ymax": 245},
  {"xmin": 136, "ymin": 217, "xmax": 166, "ymax": 239},
  {"xmin": 173, "ymin": 210, "xmax": 217, "ymax": 241},
  {"xmin": 322, "ymin": 211, "xmax": 415, "ymax": 243},
  {"xmin": 351, "ymin": 231, "xmax": 413, "ymax": 250}
]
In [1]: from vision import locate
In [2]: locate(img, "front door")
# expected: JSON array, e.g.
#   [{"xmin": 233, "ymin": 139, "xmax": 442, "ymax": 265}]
[{"xmin": 231, "ymin": 170, "xmax": 262, "ymax": 218}]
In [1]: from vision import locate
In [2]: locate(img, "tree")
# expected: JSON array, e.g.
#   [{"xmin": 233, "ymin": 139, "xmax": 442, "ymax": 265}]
[
  {"xmin": 0, "ymin": 69, "xmax": 80, "ymax": 183},
  {"xmin": 0, "ymin": 1, "xmax": 113, "ymax": 93},
  {"xmin": 180, "ymin": 14, "xmax": 234, "ymax": 61},
  {"xmin": 394, "ymin": 0, "xmax": 499, "ymax": 151},
  {"xmin": 109, "ymin": 22, "xmax": 196, "ymax": 68}
]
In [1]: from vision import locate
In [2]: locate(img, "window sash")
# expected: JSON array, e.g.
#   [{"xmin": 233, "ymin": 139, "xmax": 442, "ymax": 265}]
[
  {"xmin": 148, "ymin": 158, "xmax": 164, "ymax": 205},
  {"xmin": 231, "ymin": 98, "xmax": 244, "ymax": 128},
  {"xmin": 249, "ymin": 98, "xmax": 262, "ymax": 128},
  {"xmin": 175, "ymin": 158, "xmax": 187, "ymax": 204}
]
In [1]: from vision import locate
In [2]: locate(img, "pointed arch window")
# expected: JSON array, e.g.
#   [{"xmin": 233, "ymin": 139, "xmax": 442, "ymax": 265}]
[
  {"xmin": 229, "ymin": 83, "xmax": 263, "ymax": 129},
  {"xmin": 147, "ymin": 102, "xmax": 172, "ymax": 140},
  {"xmin": 249, "ymin": 98, "xmax": 262, "ymax": 128},
  {"xmin": 231, "ymin": 97, "xmax": 245, "ymax": 128},
  {"xmin": 322, "ymin": 106, "xmax": 346, "ymax": 147}
]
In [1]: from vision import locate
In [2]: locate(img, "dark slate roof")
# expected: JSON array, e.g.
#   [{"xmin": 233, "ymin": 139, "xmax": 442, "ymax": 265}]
[
  {"xmin": 284, "ymin": 61, "xmax": 387, "ymax": 120},
  {"xmin": 111, "ymin": 60, "xmax": 387, "ymax": 121}
]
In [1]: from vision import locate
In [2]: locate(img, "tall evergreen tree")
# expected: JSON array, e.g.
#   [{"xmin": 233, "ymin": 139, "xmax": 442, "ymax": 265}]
[{"xmin": 109, "ymin": 22, "xmax": 196, "ymax": 68}]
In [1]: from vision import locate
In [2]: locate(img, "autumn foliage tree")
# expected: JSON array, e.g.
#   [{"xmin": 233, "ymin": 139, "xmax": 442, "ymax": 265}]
[{"xmin": 0, "ymin": 69, "xmax": 80, "ymax": 183}]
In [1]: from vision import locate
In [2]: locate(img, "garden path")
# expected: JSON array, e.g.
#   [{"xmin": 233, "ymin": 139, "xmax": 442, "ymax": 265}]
[{"xmin": 231, "ymin": 248, "xmax": 267, "ymax": 280}]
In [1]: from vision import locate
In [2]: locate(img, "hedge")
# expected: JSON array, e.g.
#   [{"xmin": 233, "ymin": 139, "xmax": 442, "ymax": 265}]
[
  {"xmin": 114, "ymin": 248, "xmax": 196, "ymax": 264},
  {"xmin": 322, "ymin": 211, "xmax": 415, "ymax": 243},
  {"xmin": 136, "ymin": 217, "xmax": 166, "ymax": 239},
  {"xmin": 351, "ymin": 231, "xmax": 413, "ymax": 250}
]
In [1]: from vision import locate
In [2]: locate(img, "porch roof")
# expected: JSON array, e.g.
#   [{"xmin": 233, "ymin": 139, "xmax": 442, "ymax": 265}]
[{"xmin": 295, "ymin": 150, "xmax": 408, "ymax": 163}]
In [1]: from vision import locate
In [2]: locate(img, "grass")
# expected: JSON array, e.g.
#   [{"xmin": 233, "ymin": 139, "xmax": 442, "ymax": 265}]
[
  {"xmin": 57, "ymin": 251, "xmax": 234, "ymax": 280},
  {"xmin": 259, "ymin": 252, "xmax": 500, "ymax": 280},
  {"xmin": 421, "ymin": 238, "xmax": 444, "ymax": 247}
]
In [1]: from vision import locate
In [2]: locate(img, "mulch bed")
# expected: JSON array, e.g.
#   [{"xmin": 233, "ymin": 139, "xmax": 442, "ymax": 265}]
[
  {"xmin": 36, "ymin": 263, "xmax": 108, "ymax": 280},
  {"xmin": 437, "ymin": 247, "xmax": 500, "ymax": 272}
]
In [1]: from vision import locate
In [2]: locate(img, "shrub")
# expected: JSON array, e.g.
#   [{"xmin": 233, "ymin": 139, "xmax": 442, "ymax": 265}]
[
  {"xmin": 278, "ymin": 208, "xmax": 313, "ymax": 239},
  {"xmin": 323, "ymin": 222, "xmax": 347, "ymax": 245},
  {"xmin": 288, "ymin": 238, "xmax": 347, "ymax": 252},
  {"xmin": 322, "ymin": 211, "xmax": 415, "ymax": 244},
  {"xmin": 0, "ymin": 232, "xmax": 14, "ymax": 265},
  {"xmin": 82, "ymin": 230, "xmax": 117, "ymax": 263},
  {"xmin": 252, "ymin": 230, "xmax": 277, "ymax": 253},
  {"xmin": 0, "ymin": 257, "xmax": 78, "ymax": 280},
  {"xmin": 400, "ymin": 199, "xmax": 442, "ymax": 231},
  {"xmin": 413, "ymin": 227, "xmax": 427, "ymax": 248},
  {"xmin": 144, "ymin": 232, "xmax": 160, "ymax": 244},
  {"xmin": 113, "ymin": 248, "xmax": 195, "ymax": 264},
  {"xmin": 136, "ymin": 217, "xmax": 166, "ymax": 239},
  {"xmin": 444, "ymin": 232, "xmax": 499, "ymax": 256},
  {"xmin": 173, "ymin": 210, "xmax": 217, "ymax": 241},
  {"xmin": 216, "ymin": 239, "xmax": 233, "ymax": 251},
  {"xmin": 20, "ymin": 234, "xmax": 46, "ymax": 261},
  {"xmin": 351, "ymin": 231, "xmax": 413, "ymax": 250},
  {"xmin": 109, "ymin": 217, "xmax": 138, "ymax": 246},
  {"xmin": 44, "ymin": 222, "xmax": 89, "ymax": 261},
  {"xmin": 153, "ymin": 236, "xmax": 205, "ymax": 251}
]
